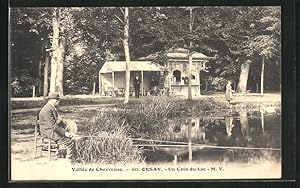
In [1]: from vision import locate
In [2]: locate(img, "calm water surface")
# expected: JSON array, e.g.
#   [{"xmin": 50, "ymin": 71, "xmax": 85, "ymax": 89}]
[{"xmin": 142, "ymin": 111, "xmax": 281, "ymax": 165}]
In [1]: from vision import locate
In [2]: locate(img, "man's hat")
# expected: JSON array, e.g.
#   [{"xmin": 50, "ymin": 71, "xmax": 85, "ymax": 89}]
[{"xmin": 47, "ymin": 92, "xmax": 61, "ymax": 100}]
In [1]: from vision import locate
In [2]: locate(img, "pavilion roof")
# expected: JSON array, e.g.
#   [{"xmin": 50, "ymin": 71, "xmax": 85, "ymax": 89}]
[{"xmin": 99, "ymin": 61, "xmax": 163, "ymax": 73}]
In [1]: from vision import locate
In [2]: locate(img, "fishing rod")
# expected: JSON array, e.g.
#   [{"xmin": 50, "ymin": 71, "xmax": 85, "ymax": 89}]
[
  {"xmin": 75, "ymin": 135, "xmax": 281, "ymax": 151},
  {"xmin": 132, "ymin": 144, "xmax": 281, "ymax": 151},
  {"xmin": 77, "ymin": 135, "xmax": 207, "ymax": 146}
]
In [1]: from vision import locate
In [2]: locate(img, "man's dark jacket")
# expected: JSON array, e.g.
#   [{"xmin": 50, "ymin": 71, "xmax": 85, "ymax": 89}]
[
  {"xmin": 38, "ymin": 103, "xmax": 66, "ymax": 141},
  {"xmin": 133, "ymin": 77, "xmax": 141, "ymax": 88}
]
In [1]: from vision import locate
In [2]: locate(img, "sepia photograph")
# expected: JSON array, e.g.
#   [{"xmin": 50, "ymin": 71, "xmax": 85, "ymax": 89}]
[{"xmin": 9, "ymin": 6, "xmax": 282, "ymax": 180}]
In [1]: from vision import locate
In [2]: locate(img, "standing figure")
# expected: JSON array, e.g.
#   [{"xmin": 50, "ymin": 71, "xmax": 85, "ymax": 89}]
[
  {"xmin": 38, "ymin": 92, "xmax": 85, "ymax": 163},
  {"xmin": 133, "ymin": 74, "xmax": 141, "ymax": 98},
  {"xmin": 225, "ymin": 81, "xmax": 234, "ymax": 105}
]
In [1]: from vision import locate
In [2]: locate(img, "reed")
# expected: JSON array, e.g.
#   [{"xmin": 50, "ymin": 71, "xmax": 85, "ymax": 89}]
[
  {"xmin": 75, "ymin": 109, "xmax": 144, "ymax": 164},
  {"xmin": 75, "ymin": 130, "xmax": 143, "ymax": 164},
  {"xmin": 122, "ymin": 97, "xmax": 176, "ymax": 139}
]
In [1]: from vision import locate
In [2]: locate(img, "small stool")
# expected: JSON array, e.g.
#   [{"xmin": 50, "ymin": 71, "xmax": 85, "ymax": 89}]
[{"xmin": 34, "ymin": 120, "xmax": 63, "ymax": 160}]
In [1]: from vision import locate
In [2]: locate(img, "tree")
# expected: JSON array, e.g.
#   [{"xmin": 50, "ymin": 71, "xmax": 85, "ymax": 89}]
[
  {"xmin": 51, "ymin": 8, "xmax": 81, "ymax": 95},
  {"xmin": 54, "ymin": 8, "xmax": 78, "ymax": 95},
  {"xmin": 10, "ymin": 8, "xmax": 52, "ymax": 97},
  {"xmin": 10, "ymin": 7, "xmax": 280, "ymax": 97},
  {"xmin": 123, "ymin": 7, "xmax": 130, "ymax": 104},
  {"xmin": 43, "ymin": 53, "xmax": 50, "ymax": 97},
  {"xmin": 129, "ymin": 7, "xmax": 188, "ymax": 58},
  {"xmin": 196, "ymin": 7, "xmax": 258, "ymax": 93},
  {"xmin": 49, "ymin": 7, "xmax": 109, "ymax": 95},
  {"xmin": 49, "ymin": 8, "xmax": 60, "ymax": 94},
  {"xmin": 236, "ymin": 59, "xmax": 251, "ymax": 93},
  {"xmin": 130, "ymin": 7, "xmax": 205, "ymax": 98},
  {"xmin": 64, "ymin": 7, "xmax": 126, "ymax": 95},
  {"xmin": 250, "ymin": 35, "xmax": 278, "ymax": 95},
  {"xmin": 10, "ymin": 7, "xmax": 119, "ymax": 96},
  {"xmin": 188, "ymin": 8, "xmax": 193, "ymax": 100},
  {"xmin": 248, "ymin": 7, "xmax": 280, "ymax": 95},
  {"xmin": 63, "ymin": 7, "xmax": 110, "ymax": 94},
  {"xmin": 192, "ymin": 7, "xmax": 280, "ymax": 94}
]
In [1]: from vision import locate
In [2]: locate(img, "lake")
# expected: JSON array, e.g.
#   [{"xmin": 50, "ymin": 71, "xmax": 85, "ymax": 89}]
[{"xmin": 141, "ymin": 110, "xmax": 281, "ymax": 165}]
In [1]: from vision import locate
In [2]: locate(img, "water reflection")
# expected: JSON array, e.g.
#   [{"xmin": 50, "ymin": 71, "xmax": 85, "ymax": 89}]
[
  {"xmin": 165, "ymin": 118, "xmax": 207, "ymax": 143},
  {"xmin": 143, "ymin": 111, "xmax": 281, "ymax": 164}
]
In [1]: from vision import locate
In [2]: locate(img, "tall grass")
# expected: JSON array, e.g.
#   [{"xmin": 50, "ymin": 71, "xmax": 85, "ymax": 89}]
[
  {"xmin": 76, "ymin": 97, "xmax": 180, "ymax": 164},
  {"xmin": 76, "ymin": 130, "xmax": 143, "ymax": 164},
  {"xmin": 76, "ymin": 109, "xmax": 144, "ymax": 164},
  {"xmin": 122, "ymin": 97, "xmax": 177, "ymax": 139},
  {"xmin": 82, "ymin": 97, "xmax": 232, "ymax": 140},
  {"xmin": 124, "ymin": 96, "xmax": 230, "ymax": 117}
]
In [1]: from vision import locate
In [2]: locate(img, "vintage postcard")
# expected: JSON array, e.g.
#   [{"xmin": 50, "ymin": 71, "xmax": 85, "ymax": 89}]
[{"xmin": 9, "ymin": 6, "xmax": 283, "ymax": 181}]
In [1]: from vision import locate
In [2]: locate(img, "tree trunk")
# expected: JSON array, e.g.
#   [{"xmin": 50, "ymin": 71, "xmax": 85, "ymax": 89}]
[
  {"xmin": 49, "ymin": 8, "xmax": 60, "ymax": 94},
  {"xmin": 188, "ymin": 8, "xmax": 193, "ymax": 100},
  {"xmin": 38, "ymin": 46, "xmax": 43, "ymax": 96},
  {"xmin": 55, "ymin": 38, "xmax": 66, "ymax": 95},
  {"xmin": 123, "ymin": 7, "xmax": 130, "ymax": 104},
  {"xmin": 260, "ymin": 55, "xmax": 265, "ymax": 95},
  {"xmin": 43, "ymin": 54, "xmax": 49, "ymax": 97},
  {"xmin": 188, "ymin": 52, "xmax": 192, "ymax": 100},
  {"xmin": 237, "ymin": 60, "xmax": 251, "ymax": 93}
]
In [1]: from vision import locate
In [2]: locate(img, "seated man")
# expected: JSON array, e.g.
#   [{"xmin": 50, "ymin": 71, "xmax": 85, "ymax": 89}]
[{"xmin": 38, "ymin": 92, "xmax": 84, "ymax": 162}]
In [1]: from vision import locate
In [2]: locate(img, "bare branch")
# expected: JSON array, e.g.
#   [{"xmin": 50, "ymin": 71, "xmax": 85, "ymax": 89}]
[
  {"xmin": 114, "ymin": 14, "xmax": 124, "ymax": 24},
  {"xmin": 119, "ymin": 7, "xmax": 124, "ymax": 15}
]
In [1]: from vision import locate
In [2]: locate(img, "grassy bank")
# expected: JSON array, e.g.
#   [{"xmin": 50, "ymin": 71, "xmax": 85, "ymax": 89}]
[
  {"xmin": 10, "ymin": 97, "xmax": 123, "ymax": 110},
  {"xmin": 10, "ymin": 93, "xmax": 280, "ymax": 111}
]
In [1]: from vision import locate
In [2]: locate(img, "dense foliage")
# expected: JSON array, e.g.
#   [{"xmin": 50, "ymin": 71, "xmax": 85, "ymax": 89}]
[{"xmin": 10, "ymin": 7, "xmax": 281, "ymax": 96}]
